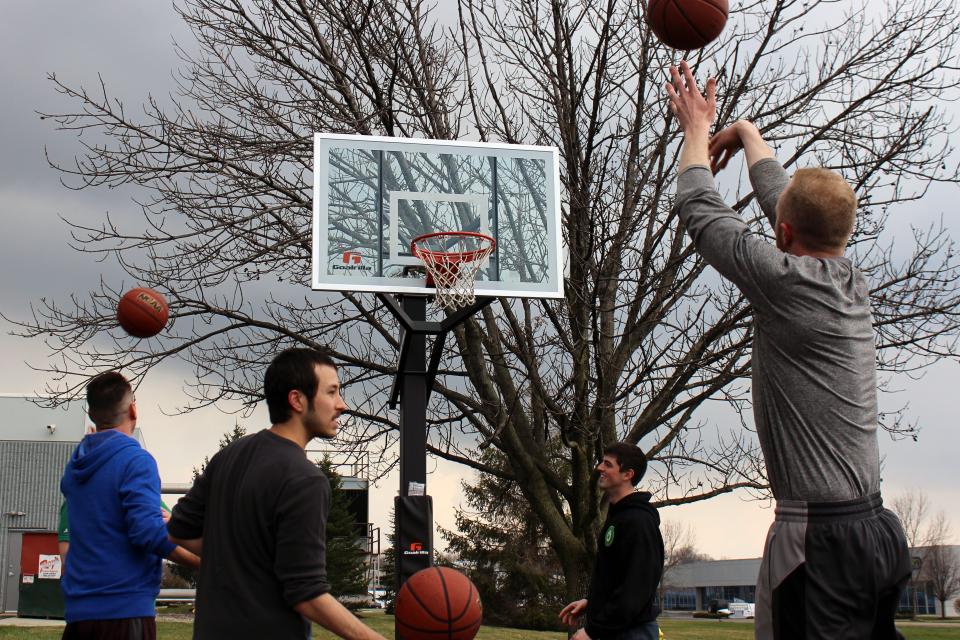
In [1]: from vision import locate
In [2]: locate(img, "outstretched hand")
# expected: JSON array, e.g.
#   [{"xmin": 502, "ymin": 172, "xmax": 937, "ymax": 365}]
[
  {"xmin": 708, "ymin": 124, "xmax": 744, "ymax": 174},
  {"xmin": 665, "ymin": 60, "xmax": 716, "ymax": 136},
  {"xmin": 559, "ymin": 598, "xmax": 588, "ymax": 626}
]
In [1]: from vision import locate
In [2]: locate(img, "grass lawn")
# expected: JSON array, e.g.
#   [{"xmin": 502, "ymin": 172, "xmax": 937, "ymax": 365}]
[
  {"xmin": 658, "ymin": 619, "xmax": 960, "ymax": 639},
  {"xmin": 1, "ymin": 613, "xmax": 958, "ymax": 639}
]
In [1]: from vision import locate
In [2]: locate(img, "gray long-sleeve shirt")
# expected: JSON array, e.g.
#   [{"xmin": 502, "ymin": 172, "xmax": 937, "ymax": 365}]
[{"xmin": 674, "ymin": 159, "xmax": 880, "ymax": 502}]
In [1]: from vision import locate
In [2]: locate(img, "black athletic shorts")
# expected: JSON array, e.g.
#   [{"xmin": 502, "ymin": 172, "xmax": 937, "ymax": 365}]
[
  {"xmin": 755, "ymin": 493, "xmax": 911, "ymax": 640},
  {"xmin": 62, "ymin": 617, "xmax": 157, "ymax": 640}
]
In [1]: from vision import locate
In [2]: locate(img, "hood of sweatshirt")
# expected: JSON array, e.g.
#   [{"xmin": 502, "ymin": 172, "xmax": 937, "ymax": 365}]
[
  {"xmin": 608, "ymin": 490, "xmax": 660, "ymax": 523},
  {"xmin": 65, "ymin": 429, "xmax": 140, "ymax": 485}
]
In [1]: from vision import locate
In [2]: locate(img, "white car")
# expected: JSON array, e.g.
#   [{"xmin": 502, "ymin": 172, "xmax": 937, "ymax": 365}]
[{"xmin": 727, "ymin": 600, "xmax": 756, "ymax": 619}]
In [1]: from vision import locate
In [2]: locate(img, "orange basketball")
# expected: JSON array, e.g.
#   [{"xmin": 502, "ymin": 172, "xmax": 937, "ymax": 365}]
[
  {"xmin": 117, "ymin": 288, "xmax": 169, "ymax": 338},
  {"xmin": 647, "ymin": 0, "xmax": 728, "ymax": 50},
  {"xmin": 395, "ymin": 567, "xmax": 482, "ymax": 640}
]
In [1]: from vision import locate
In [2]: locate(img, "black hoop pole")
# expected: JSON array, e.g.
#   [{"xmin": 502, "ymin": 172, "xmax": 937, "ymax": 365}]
[
  {"xmin": 398, "ymin": 295, "xmax": 428, "ymax": 498},
  {"xmin": 378, "ymin": 293, "xmax": 494, "ymax": 596},
  {"xmin": 379, "ymin": 294, "xmax": 495, "ymax": 409},
  {"xmin": 394, "ymin": 295, "xmax": 430, "ymax": 596}
]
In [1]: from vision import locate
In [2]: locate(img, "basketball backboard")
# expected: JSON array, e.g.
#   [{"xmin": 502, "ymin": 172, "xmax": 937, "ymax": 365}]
[{"xmin": 312, "ymin": 134, "xmax": 563, "ymax": 299}]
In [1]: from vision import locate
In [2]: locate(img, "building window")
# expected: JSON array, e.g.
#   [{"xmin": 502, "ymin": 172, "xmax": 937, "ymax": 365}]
[
  {"xmin": 704, "ymin": 585, "xmax": 756, "ymax": 603},
  {"xmin": 898, "ymin": 585, "xmax": 937, "ymax": 615},
  {"xmin": 662, "ymin": 589, "xmax": 697, "ymax": 611}
]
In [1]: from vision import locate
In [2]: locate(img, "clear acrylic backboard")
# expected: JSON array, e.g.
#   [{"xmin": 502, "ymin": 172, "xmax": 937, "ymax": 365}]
[{"xmin": 312, "ymin": 134, "xmax": 563, "ymax": 299}]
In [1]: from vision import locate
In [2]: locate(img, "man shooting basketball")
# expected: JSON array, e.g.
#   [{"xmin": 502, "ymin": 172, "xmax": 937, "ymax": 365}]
[{"xmin": 665, "ymin": 60, "xmax": 911, "ymax": 639}]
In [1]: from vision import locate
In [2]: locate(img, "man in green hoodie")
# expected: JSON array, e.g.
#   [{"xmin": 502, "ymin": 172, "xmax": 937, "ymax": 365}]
[{"xmin": 559, "ymin": 443, "xmax": 664, "ymax": 640}]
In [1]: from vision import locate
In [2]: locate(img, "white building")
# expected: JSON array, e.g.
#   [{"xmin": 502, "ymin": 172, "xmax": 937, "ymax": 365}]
[{"xmin": 663, "ymin": 549, "xmax": 960, "ymax": 618}]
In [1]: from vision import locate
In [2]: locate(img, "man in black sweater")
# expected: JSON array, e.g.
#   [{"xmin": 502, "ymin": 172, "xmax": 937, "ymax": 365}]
[
  {"xmin": 168, "ymin": 348, "xmax": 385, "ymax": 640},
  {"xmin": 559, "ymin": 443, "xmax": 664, "ymax": 640}
]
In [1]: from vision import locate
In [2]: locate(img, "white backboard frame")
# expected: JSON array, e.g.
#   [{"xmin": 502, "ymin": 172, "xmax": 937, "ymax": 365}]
[{"xmin": 312, "ymin": 133, "xmax": 564, "ymax": 299}]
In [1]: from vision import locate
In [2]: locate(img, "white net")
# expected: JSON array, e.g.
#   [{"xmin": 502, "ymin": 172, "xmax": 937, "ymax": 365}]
[{"xmin": 412, "ymin": 232, "xmax": 496, "ymax": 310}]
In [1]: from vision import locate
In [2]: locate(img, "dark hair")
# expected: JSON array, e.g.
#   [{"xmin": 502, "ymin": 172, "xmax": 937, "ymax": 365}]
[
  {"xmin": 264, "ymin": 348, "xmax": 338, "ymax": 423},
  {"xmin": 602, "ymin": 442, "xmax": 647, "ymax": 486},
  {"xmin": 86, "ymin": 371, "xmax": 133, "ymax": 429}
]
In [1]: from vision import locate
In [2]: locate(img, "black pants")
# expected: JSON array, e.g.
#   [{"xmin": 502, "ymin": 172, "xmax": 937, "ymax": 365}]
[
  {"xmin": 755, "ymin": 493, "xmax": 912, "ymax": 640},
  {"xmin": 610, "ymin": 621, "xmax": 660, "ymax": 639},
  {"xmin": 62, "ymin": 617, "xmax": 156, "ymax": 640}
]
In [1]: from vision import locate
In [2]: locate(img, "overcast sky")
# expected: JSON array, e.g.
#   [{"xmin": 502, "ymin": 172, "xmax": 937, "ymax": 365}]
[{"xmin": 1, "ymin": 1, "xmax": 957, "ymax": 559}]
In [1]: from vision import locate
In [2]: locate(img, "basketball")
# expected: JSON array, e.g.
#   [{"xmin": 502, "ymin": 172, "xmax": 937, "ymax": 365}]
[
  {"xmin": 116, "ymin": 287, "xmax": 169, "ymax": 338},
  {"xmin": 647, "ymin": 0, "xmax": 728, "ymax": 50},
  {"xmin": 395, "ymin": 567, "xmax": 482, "ymax": 640}
]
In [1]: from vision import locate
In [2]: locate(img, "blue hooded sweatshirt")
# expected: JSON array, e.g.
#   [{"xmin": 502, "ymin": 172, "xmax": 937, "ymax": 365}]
[{"xmin": 60, "ymin": 429, "xmax": 176, "ymax": 622}]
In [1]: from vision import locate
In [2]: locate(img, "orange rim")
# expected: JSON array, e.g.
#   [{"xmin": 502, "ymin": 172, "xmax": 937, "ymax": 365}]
[{"xmin": 410, "ymin": 231, "xmax": 496, "ymax": 266}]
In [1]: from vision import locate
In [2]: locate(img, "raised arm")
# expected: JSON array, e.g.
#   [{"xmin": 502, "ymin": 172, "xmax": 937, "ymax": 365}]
[
  {"xmin": 665, "ymin": 62, "xmax": 789, "ymax": 310},
  {"xmin": 709, "ymin": 120, "xmax": 774, "ymax": 173},
  {"xmin": 665, "ymin": 60, "xmax": 716, "ymax": 172},
  {"xmin": 709, "ymin": 120, "xmax": 788, "ymax": 229}
]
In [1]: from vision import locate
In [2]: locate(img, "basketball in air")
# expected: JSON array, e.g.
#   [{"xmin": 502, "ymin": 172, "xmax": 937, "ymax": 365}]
[
  {"xmin": 647, "ymin": 0, "xmax": 728, "ymax": 50},
  {"xmin": 395, "ymin": 567, "xmax": 482, "ymax": 640},
  {"xmin": 116, "ymin": 288, "xmax": 169, "ymax": 338}
]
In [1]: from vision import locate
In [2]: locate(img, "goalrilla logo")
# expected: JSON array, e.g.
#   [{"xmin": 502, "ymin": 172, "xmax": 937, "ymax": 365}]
[
  {"xmin": 402, "ymin": 541, "xmax": 430, "ymax": 556},
  {"xmin": 332, "ymin": 251, "xmax": 372, "ymax": 272}
]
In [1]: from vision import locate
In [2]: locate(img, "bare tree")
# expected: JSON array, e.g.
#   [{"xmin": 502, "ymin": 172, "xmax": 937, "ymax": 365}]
[
  {"xmin": 659, "ymin": 520, "xmax": 709, "ymax": 610},
  {"xmin": 924, "ymin": 541, "xmax": 960, "ymax": 619},
  {"xmin": 7, "ymin": 0, "xmax": 960, "ymax": 598},
  {"xmin": 893, "ymin": 490, "xmax": 933, "ymax": 552},
  {"xmin": 891, "ymin": 490, "xmax": 954, "ymax": 615}
]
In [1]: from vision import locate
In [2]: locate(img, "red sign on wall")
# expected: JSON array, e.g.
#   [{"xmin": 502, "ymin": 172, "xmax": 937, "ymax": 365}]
[{"xmin": 20, "ymin": 532, "xmax": 58, "ymax": 575}]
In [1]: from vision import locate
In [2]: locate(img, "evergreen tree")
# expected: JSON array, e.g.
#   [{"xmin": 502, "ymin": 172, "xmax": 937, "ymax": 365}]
[
  {"xmin": 191, "ymin": 423, "xmax": 247, "ymax": 481},
  {"xmin": 382, "ymin": 507, "xmax": 397, "ymax": 614},
  {"xmin": 442, "ymin": 449, "xmax": 567, "ymax": 631},
  {"xmin": 317, "ymin": 458, "xmax": 369, "ymax": 597}
]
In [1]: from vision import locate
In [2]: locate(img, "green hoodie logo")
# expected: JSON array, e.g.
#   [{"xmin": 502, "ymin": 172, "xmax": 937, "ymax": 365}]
[{"xmin": 604, "ymin": 525, "xmax": 615, "ymax": 547}]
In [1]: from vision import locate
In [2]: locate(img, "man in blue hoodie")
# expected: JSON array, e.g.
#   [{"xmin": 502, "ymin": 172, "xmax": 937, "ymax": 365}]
[
  {"xmin": 60, "ymin": 372, "xmax": 198, "ymax": 640},
  {"xmin": 559, "ymin": 443, "xmax": 664, "ymax": 640}
]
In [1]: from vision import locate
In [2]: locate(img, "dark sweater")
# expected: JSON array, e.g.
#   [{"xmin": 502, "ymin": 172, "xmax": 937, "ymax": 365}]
[
  {"xmin": 168, "ymin": 429, "xmax": 331, "ymax": 639},
  {"xmin": 586, "ymin": 491, "xmax": 664, "ymax": 638}
]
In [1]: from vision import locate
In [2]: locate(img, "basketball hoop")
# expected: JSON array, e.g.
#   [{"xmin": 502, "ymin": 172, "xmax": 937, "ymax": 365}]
[{"xmin": 411, "ymin": 231, "xmax": 496, "ymax": 310}]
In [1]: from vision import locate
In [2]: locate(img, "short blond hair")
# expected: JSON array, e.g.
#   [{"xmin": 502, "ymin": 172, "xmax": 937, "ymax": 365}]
[{"xmin": 777, "ymin": 168, "xmax": 857, "ymax": 251}]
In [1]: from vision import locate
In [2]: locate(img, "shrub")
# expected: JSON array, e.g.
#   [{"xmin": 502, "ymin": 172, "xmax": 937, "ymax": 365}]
[
  {"xmin": 692, "ymin": 611, "xmax": 731, "ymax": 619},
  {"xmin": 160, "ymin": 562, "xmax": 191, "ymax": 589}
]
